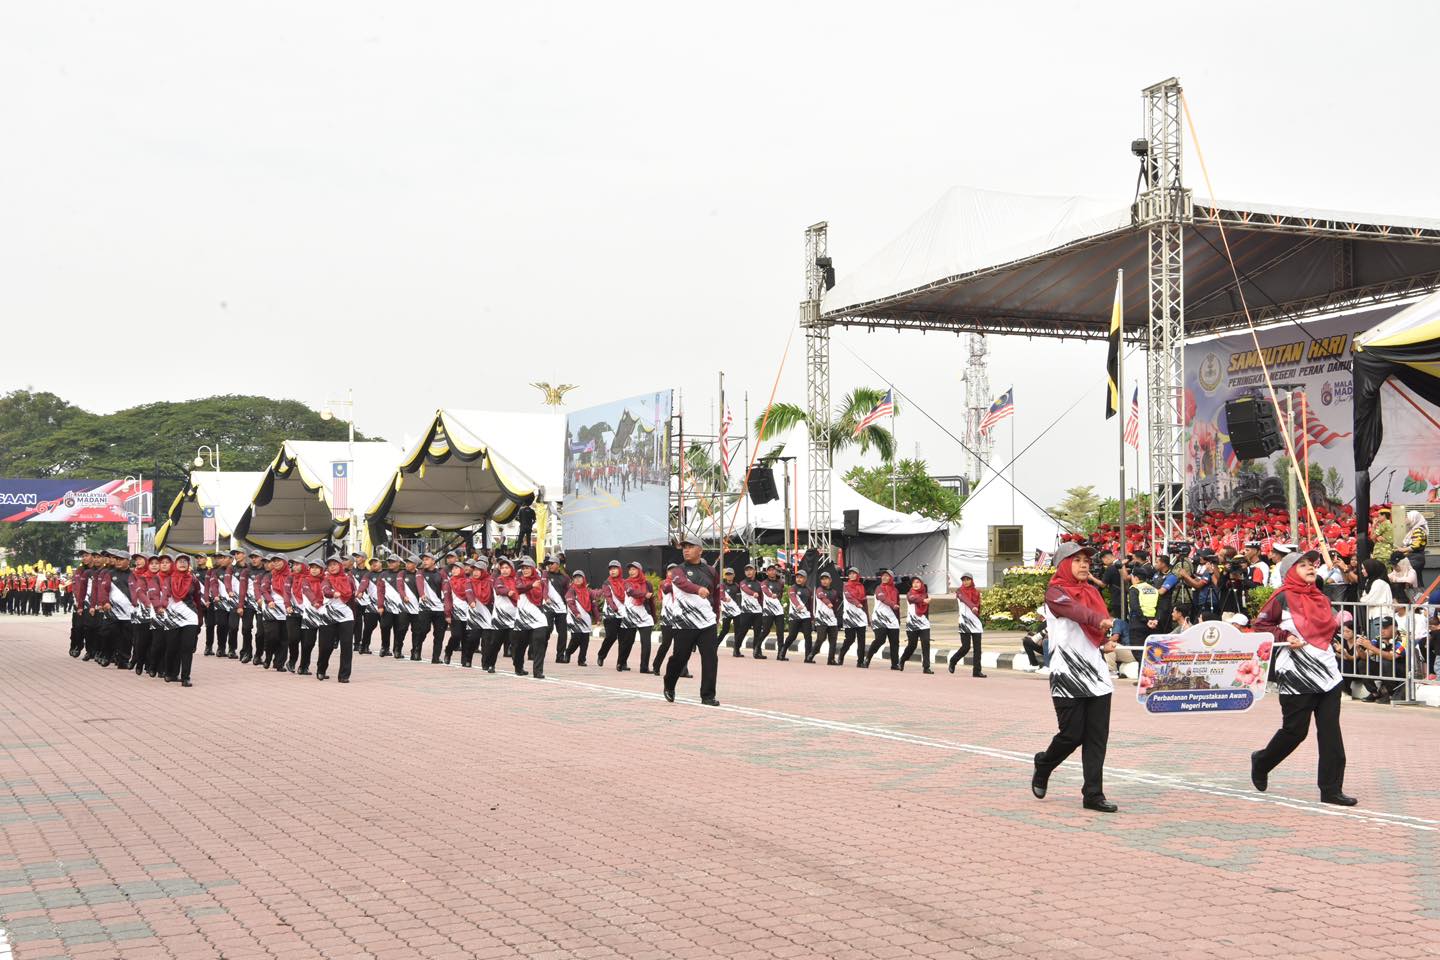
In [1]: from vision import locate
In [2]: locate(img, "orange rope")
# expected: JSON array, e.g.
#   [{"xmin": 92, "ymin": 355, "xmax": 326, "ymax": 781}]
[{"xmin": 1180, "ymin": 92, "xmax": 1333, "ymax": 567}]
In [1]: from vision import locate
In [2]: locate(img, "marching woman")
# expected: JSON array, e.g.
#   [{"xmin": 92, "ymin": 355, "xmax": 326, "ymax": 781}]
[
  {"xmin": 565, "ymin": 570, "xmax": 596, "ymax": 666},
  {"xmin": 597, "ymin": 561, "xmax": 625, "ymax": 667},
  {"xmin": 862, "ymin": 569, "xmax": 901, "ymax": 669},
  {"xmin": 164, "ymin": 555, "xmax": 205, "ymax": 687},
  {"xmin": 756, "ymin": 565, "xmax": 785, "ymax": 659},
  {"xmin": 284, "ymin": 559, "xmax": 306, "ymax": 671},
  {"xmin": 619, "ymin": 561, "xmax": 655, "ymax": 672},
  {"xmin": 733, "ymin": 563, "xmax": 763, "ymax": 657},
  {"xmin": 485, "ymin": 558, "xmax": 519, "ymax": 674},
  {"xmin": 261, "ymin": 555, "xmax": 290, "ymax": 671},
  {"xmin": 719, "ymin": 567, "xmax": 741, "ymax": 646},
  {"xmin": 1030, "ymin": 542, "xmax": 1119, "ymax": 812},
  {"xmin": 949, "ymin": 573, "xmax": 987, "ymax": 677},
  {"xmin": 839, "ymin": 567, "xmax": 869, "ymax": 666},
  {"xmin": 146, "ymin": 555, "xmax": 174, "ymax": 678},
  {"xmin": 467, "ymin": 559, "xmax": 494, "ymax": 669},
  {"xmin": 651, "ymin": 565, "xmax": 677, "ymax": 674},
  {"xmin": 1249, "ymin": 549, "xmax": 1356, "ymax": 806},
  {"xmin": 444, "ymin": 559, "xmax": 474, "ymax": 665},
  {"xmin": 513, "ymin": 557, "xmax": 550, "ymax": 678},
  {"xmin": 317, "ymin": 556, "xmax": 355, "ymax": 682},
  {"xmin": 294, "ymin": 560, "xmax": 325, "ymax": 676},
  {"xmin": 130, "ymin": 555, "xmax": 154, "ymax": 676},
  {"xmin": 899, "ymin": 575, "xmax": 934, "ymax": 673},
  {"xmin": 806, "ymin": 570, "xmax": 840, "ymax": 664},
  {"xmin": 779, "ymin": 568, "xmax": 812, "ymax": 661}
]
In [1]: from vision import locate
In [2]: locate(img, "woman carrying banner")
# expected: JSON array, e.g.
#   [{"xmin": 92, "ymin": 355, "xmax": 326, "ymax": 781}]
[
  {"xmin": 1030, "ymin": 541, "xmax": 1120, "ymax": 812},
  {"xmin": 1249, "ymin": 549, "xmax": 1356, "ymax": 806}
]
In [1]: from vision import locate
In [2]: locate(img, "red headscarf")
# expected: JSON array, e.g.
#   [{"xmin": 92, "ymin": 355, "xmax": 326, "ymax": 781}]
[
  {"xmin": 1047, "ymin": 554, "xmax": 1108, "ymax": 647},
  {"xmin": 1270, "ymin": 560, "xmax": 1338, "ymax": 649},
  {"xmin": 956, "ymin": 581, "xmax": 980, "ymax": 613},
  {"xmin": 170, "ymin": 566, "xmax": 194, "ymax": 604}
]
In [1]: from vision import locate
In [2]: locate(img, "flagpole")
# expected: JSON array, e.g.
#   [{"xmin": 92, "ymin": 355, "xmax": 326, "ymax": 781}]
[
  {"xmin": 1009, "ymin": 399, "xmax": 1016, "ymax": 524},
  {"xmin": 890, "ymin": 386, "xmax": 897, "ymax": 510},
  {"xmin": 1116, "ymin": 269, "xmax": 1127, "ymax": 567}
]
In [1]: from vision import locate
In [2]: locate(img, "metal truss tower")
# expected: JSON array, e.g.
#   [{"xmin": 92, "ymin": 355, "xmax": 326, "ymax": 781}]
[
  {"xmin": 960, "ymin": 334, "xmax": 992, "ymax": 485},
  {"xmin": 1137, "ymin": 78, "xmax": 1193, "ymax": 551},
  {"xmin": 801, "ymin": 222, "xmax": 832, "ymax": 558}
]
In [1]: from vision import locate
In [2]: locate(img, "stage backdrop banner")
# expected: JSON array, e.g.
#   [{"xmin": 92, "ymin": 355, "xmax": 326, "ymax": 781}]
[
  {"xmin": 1183, "ymin": 304, "xmax": 1436, "ymax": 512},
  {"xmin": 0, "ymin": 478, "xmax": 154, "ymax": 523},
  {"xmin": 563, "ymin": 390, "xmax": 673, "ymax": 550},
  {"xmin": 1137, "ymin": 621, "xmax": 1271, "ymax": 714}
]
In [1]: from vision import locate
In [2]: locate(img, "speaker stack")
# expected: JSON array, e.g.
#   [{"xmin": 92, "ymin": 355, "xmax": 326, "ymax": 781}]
[{"xmin": 1224, "ymin": 397, "xmax": 1283, "ymax": 460}]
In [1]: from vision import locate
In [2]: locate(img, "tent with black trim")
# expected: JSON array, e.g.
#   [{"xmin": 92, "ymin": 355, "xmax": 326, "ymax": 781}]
[
  {"xmin": 363, "ymin": 409, "xmax": 564, "ymax": 543},
  {"xmin": 1352, "ymin": 290, "xmax": 1440, "ymax": 543},
  {"xmin": 153, "ymin": 470, "xmax": 265, "ymax": 555},
  {"xmin": 232, "ymin": 441, "xmax": 401, "ymax": 552}
]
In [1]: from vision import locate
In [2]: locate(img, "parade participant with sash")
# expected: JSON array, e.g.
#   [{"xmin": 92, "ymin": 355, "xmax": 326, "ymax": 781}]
[
  {"xmin": 262, "ymin": 555, "xmax": 291, "ymax": 671},
  {"xmin": 292, "ymin": 559, "xmax": 325, "ymax": 675},
  {"xmin": 544, "ymin": 556, "xmax": 570, "ymax": 664},
  {"xmin": 733, "ymin": 562, "xmax": 763, "ymax": 657},
  {"xmin": 85, "ymin": 553, "xmax": 113, "ymax": 664},
  {"xmin": 444, "ymin": 559, "xmax": 474, "ymax": 665},
  {"xmin": 838, "ymin": 567, "xmax": 869, "ymax": 666},
  {"xmin": 663, "ymin": 537, "xmax": 721, "ymax": 706},
  {"xmin": 483, "ymin": 557, "xmax": 519, "ymax": 673},
  {"xmin": 779, "ymin": 568, "xmax": 812, "ymax": 662},
  {"xmin": 755, "ymin": 563, "xmax": 785, "ymax": 659},
  {"xmin": 651, "ymin": 565, "xmax": 678, "ymax": 675},
  {"xmin": 596, "ymin": 560, "xmax": 625, "ymax": 667},
  {"xmin": 129, "ymin": 555, "xmax": 153, "ymax": 675},
  {"xmin": 163, "ymin": 555, "xmax": 204, "ymax": 687},
  {"xmin": 899, "ymin": 575, "xmax": 933, "ymax": 673},
  {"xmin": 949, "ymin": 573, "xmax": 986, "ymax": 677},
  {"xmin": 467, "ymin": 559, "xmax": 494, "ymax": 670},
  {"xmin": 862, "ymin": 569, "xmax": 901, "ymax": 669},
  {"xmin": 240, "ymin": 552, "xmax": 265, "ymax": 663},
  {"xmin": 104, "ymin": 551, "xmax": 135, "ymax": 671},
  {"xmin": 618, "ymin": 560, "xmax": 654, "ymax": 673},
  {"xmin": 144, "ymin": 555, "xmax": 173, "ymax": 677},
  {"xmin": 411, "ymin": 553, "xmax": 447, "ymax": 664},
  {"xmin": 718, "ymin": 567, "xmax": 741, "ymax": 646},
  {"xmin": 68, "ymin": 552, "xmax": 90, "ymax": 658},
  {"xmin": 316, "ymin": 556, "xmax": 355, "ymax": 683},
  {"xmin": 512, "ymin": 556, "xmax": 550, "ymax": 677},
  {"xmin": 347, "ymin": 553, "xmax": 367, "ymax": 652},
  {"xmin": 806, "ymin": 570, "xmax": 840, "ymax": 664},
  {"xmin": 564, "ymin": 570, "xmax": 595, "ymax": 666},
  {"xmin": 1030, "ymin": 541, "xmax": 1119, "ymax": 813},
  {"xmin": 1249, "ymin": 549, "xmax": 1356, "ymax": 806},
  {"xmin": 356, "ymin": 557, "xmax": 381, "ymax": 655}
]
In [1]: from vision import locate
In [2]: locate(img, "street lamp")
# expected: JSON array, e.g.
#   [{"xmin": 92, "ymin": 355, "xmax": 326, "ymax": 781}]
[{"xmin": 194, "ymin": 444, "xmax": 220, "ymax": 472}]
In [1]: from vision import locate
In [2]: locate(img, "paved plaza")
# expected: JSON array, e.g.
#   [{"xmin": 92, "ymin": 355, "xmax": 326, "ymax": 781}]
[{"xmin": 2, "ymin": 616, "xmax": 1439, "ymax": 960}]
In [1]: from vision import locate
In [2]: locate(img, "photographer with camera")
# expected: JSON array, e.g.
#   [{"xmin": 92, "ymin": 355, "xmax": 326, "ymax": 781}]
[{"xmin": 1219, "ymin": 549, "xmax": 1253, "ymax": 616}]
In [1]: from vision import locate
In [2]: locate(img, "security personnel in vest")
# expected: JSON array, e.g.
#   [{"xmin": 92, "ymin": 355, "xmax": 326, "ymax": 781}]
[{"xmin": 1126, "ymin": 565, "xmax": 1161, "ymax": 643}]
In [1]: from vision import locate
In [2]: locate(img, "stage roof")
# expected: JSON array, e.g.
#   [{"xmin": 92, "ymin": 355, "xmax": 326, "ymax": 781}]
[{"xmin": 820, "ymin": 186, "xmax": 1440, "ymax": 342}]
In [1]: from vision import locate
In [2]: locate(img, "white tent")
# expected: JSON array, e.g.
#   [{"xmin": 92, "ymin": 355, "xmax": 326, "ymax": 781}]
[
  {"xmin": 233, "ymin": 440, "xmax": 401, "ymax": 551},
  {"xmin": 154, "ymin": 470, "xmax": 265, "ymax": 555},
  {"xmin": 364, "ymin": 409, "xmax": 565, "ymax": 535},
  {"xmin": 947, "ymin": 469, "xmax": 1065, "ymax": 588}
]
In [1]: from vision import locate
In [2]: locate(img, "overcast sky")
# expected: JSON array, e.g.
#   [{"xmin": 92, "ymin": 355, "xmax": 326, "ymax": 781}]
[{"xmin": 4, "ymin": 1, "xmax": 1439, "ymax": 510}]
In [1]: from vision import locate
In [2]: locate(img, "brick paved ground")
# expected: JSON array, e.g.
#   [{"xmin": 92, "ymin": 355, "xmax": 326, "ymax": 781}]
[{"xmin": 2, "ymin": 616, "xmax": 1439, "ymax": 960}]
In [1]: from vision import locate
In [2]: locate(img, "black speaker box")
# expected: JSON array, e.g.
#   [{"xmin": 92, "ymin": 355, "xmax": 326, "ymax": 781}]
[
  {"xmin": 747, "ymin": 466, "xmax": 779, "ymax": 504},
  {"xmin": 842, "ymin": 509, "xmax": 860, "ymax": 537},
  {"xmin": 1224, "ymin": 397, "xmax": 1282, "ymax": 461}
]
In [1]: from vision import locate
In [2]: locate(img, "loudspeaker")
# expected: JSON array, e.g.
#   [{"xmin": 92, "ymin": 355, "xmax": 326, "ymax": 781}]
[
  {"xmin": 747, "ymin": 466, "xmax": 779, "ymax": 504},
  {"xmin": 1225, "ymin": 397, "xmax": 1282, "ymax": 460},
  {"xmin": 842, "ymin": 509, "xmax": 860, "ymax": 537}
]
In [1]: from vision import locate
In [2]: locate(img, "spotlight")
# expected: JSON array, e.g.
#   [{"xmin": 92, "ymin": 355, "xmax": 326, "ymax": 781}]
[{"xmin": 1130, "ymin": 139, "xmax": 1149, "ymax": 158}]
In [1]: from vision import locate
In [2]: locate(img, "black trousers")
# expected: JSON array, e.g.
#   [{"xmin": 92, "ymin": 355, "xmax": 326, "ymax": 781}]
[
  {"xmin": 1036, "ymin": 694, "xmax": 1111, "ymax": 801},
  {"xmin": 864, "ymin": 627, "xmax": 899, "ymax": 667},
  {"xmin": 617, "ymin": 625, "xmax": 652, "ymax": 670},
  {"xmin": 221, "ymin": 609, "xmax": 239, "ymax": 656},
  {"xmin": 597, "ymin": 617, "xmax": 621, "ymax": 665},
  {"xmin": 663, "ymin": 624, "xmax": 719, "ymax": 700},
  {"xmin": 69, "ymin": 610, "xmax": 84, "ymax": 655},
  {"xmin": 411, "ymin": 609, "xmax": 445, "ymax": 661},
  {"xmin": 565, "ymin": 630, "xmax": 590, "ymax": 664},
  {"xmin": 481, "ymin": 627, "xmax": 508, "ymax": 670},
  {"xmin": 92, "ymin": 616, "xmax": 114, "ymax": 663},
  {"xmin": 900, "ymin": 628, "xmax": 931, "ymax": 669},
  {"xmin": 718, "ymin": 615, "xmax": 733, "ymax": 643},
  {"xmin": 265, "ymin": 619, "xmax": 288, "ymax": 669},
  {"xmin": 105, "ymin": 618, "xmax": 132, "ymax": 667},
  {"xmin": 731, "ymin": 612, "xmax": 757, "ymax": 655},
  {"xmin": 317, "ymin": 622, "xmax": 353, "ymax": 681},
  {"xmin": 146, "ymin": 626, "xmax": 167, "ymax": 674},
  {"xmin": 350, "ymin": 604, "xmax": 363, "ymax": 651},
  {"xmin": 241, "ymin": 607, "xmax": 256, "ymax": 659},
  {"xmin": 550, "ymin": 612, "xmax": 568, "ymax": 662},
  {"xmin": 808, "ymin": 624, "xmax": 839, "ymax": 662},
  {"xmin": 949, "ymin": 631, "xmax": 983, "ymax": 675},
  {"xmin": 756, "ymin": 613, "xmax": 783, "ymax": 655},
  {"xmin": 445, "ymin": 620, "xmax": 466, "ymax": 660},
  {"xmin": 1022, "ymin": 635, "xmax": 1045, "ymax": 668},
  {"xmin": 360, "ymin": 609, "xmax": 379, "ymax": 652},
  {"xmin": 131, "ymin": 621, "xmax": 150, "ymax": 672},
  {"xmin": 458, "ymin": 621, "xmax": 482, "ymax": 667},
  {"xmin": 381, "ymin": 610, "xmax": 410, "ymax": 657},
  {"xmin": 285, "ymin": 617, "xmax": 302, "ymax": 669},
  {"xmin": 164, "ymin": 624, "xmax": 199, "ymax": 682},
  {"xmin": 298, "ymin": 626, "xmax": 317, "ymax": 673},
  {"xmin": 780, "ymin": 618, "xmax": 811, "ymax": 659},
  {"xmin": 1253, "ymin": 685, "xmax": 1346, "ymax": 795},
  {"xmin": 204, "ymin": 605, "xmax": 219, "ymax": 651},
  {"xmin": 838, "ymin": 626, "xmax": 865, "ymax": 664},
  {"xmin": 513, "ymin": 626, "xmax": 548, "ymax": 674}
]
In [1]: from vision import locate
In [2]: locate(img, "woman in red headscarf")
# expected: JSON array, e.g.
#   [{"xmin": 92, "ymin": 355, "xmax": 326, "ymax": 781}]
[
  {"xmin": 1249, "ymin": 549, "xmax": 1354, "ymax": 806},
  {"xmin": 164, "ymin": 555, "xmax": 205, "ymax": 687},
  {"xmin": 1031, "ymin": 542, "xmax": 1119, "ymax": 812},
  {"xmin": 619, "ymin": 561, "xmax": 654, "ymax": 673},
  {"xmin": 949, "ymin": 573, "xmax": 985, "ymax": 677}
]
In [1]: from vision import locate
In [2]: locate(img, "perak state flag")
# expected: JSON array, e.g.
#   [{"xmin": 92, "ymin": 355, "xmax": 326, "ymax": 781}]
[{"xmin": 1105, "ymin": 273, "xmax": 1122, "ymax": 419}]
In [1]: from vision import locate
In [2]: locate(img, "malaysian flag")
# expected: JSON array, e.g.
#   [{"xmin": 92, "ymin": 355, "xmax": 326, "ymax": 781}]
[
  {"xmin": 1123, "ymin": 385, "xmax": 1140, "ymax": 450},
  {"xmin": 719, "ymin": 406, "xmax": 734, "ymax": 476},
  {"xmin": 978, "ymin": 388, "xmax": 1014, "ymax": 435},
  {"xmin": 852, "ymin": 388, "xmax": 895, "ymax": 437},
  {"xmin": 201, "ymin": 506, "xmax": 217, "ymax": 544},
  {"xmin": 332, "ymin": 462, "xmax": 350, "ymax": 512},
  {"xmin": 1293, "ymin": 391, "xmax": 1351, "ymax": 449}
]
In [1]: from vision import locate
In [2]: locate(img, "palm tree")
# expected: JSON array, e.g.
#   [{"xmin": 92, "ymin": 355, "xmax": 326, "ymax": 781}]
[{"xmin": 753, "ymin": 387, "xmax": 897, "ymax": 464}]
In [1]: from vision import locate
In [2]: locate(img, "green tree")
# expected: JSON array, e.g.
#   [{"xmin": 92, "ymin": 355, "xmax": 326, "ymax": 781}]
[
  {"xmin": 1095, "ymin": 492, "xmax": 1152, "ymax": 528},
  {"xmin": 1050, "ymin": 485, "xmax": 1101, "ymax": 532},
  {"xmin": 754, "ymin": 387, "xmax": 897, "ymax": 464},
  {"xmin": 842, "ymin": 459, "xmax": 964, "ymax": 523}
]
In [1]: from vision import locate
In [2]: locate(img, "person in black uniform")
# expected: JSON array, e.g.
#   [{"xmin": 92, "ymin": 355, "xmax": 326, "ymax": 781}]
[
  {"xmin": 412, "ymin": 553, "xmax": 447, "ymax": 663},
  {"xmin": 806, "ymin": 570, "xmax": 840, "ymax": 664},
  {"xmin": 755, "ymin": 563, "xmax": 786, "ymax": 658},
  {"xmin": 733, "ymin": 562, "xmax": 763, "ymax": 657},
  {"xmin": 778, "ymin": 568, "xmax": 812, "ymax": 661},
  {"xmin": 239, "ymin": 552, "xmax": 264, "ymax": 663},
  {"xmin": 544, "ymin": 556, "xmax": 570, "ymax": 664},
  {"xmin": 718, "ymin": 567, "xmax": 740, "ymax": 646},
  {"xmin": 663, "ymin": 537, "xmax": 722, "ymax": 706}
]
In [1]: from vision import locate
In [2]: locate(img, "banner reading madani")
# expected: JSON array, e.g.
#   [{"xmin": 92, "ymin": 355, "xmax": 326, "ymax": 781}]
[{"xmin": 1137, "ymin": 621, "xmax": 1272, "ymax": 714}]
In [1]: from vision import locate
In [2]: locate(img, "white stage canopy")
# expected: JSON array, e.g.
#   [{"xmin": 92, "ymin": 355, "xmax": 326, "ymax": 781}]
[
  {"xmin": 947, "ymin": 470, "xmax": 1065, "ymax": 588},
  {"xmin": 365, "ymin": 409, "xmax": 565, "ymax": 535},
  {"xmin": 154, "ymin": 469, "xmax": 265, "ymax": 555},
  {"xmin": 233, "ymin": 440, "xmax": 401, "ymax": 552}
]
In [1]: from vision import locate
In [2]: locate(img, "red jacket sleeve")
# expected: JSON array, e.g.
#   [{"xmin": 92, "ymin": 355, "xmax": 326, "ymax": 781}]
[{"xmin": 1044, "ymin": 583, "xmax": 1109, "ymax": 646}]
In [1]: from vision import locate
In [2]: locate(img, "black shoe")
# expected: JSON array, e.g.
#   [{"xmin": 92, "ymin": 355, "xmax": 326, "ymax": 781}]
[
  {"xmin": 135, "ymin": 664, "xmax": 143, "ymax": 675},
  {"xmin": 1376, "ymin": 693, "xmax": 1392, "ymax": 705},
  {"xmin": 731, "ymin": 652, "xmax": 743, "ymax": 658},
  {"xmin": 923, "ymin": 667, "xmax": 934, "ymax": 674},
  {"xmin": 1083, "ymin": 797, "xmax": 1118, "ymax": 813},
  {"xmin": 204, "ymin": 648, "xmax": 214, "ymax": 657},
  {"xmin": 97, "ymin": 658, "xmax": 110, "ymax": 668},
  {"xmin": 240, "ymin": 654, "xmax": 251, "ymax": 664},
  {"xmin": 617, "ymin": 665, "xmax": 631, "ymax": 672},
  {"xmin": 948, "ymin": 660, "xmax": 957, "ymax": 674},
  {"xmin": 411, "ymin": 653, "xmax": 421, "ymax": 661},
  {"xmin": 640, "ymin": 667, "xmax": 651, "ymax": 674},
  {"xmin": 444, "ymin": 653, "xmax": 453, "ymax": 664},
  {"xmin": 578, "ymin": 659, "xmax": 588, "ymax": 666},
  {"xmin": 431, "ymin": 658, "xmax": 441, "ymax": 664},
  {"xmin": 164, "ymin": 677, "xmax": 174, "ymax": 683},
  {"xmin": 701, "ymin": 697, "xmax": 721, "ymax": 707},
  {"xmin": 1031, "ymin": 753, "xmax": 1048, "ymax": 799},
  {"xmin": 803, "ymin": 657, "xmax": 814, "ymax": 664},
  {"xmin": 82, "ymin": 652, "xmax": 93, "ymax": 661},
  {"xmin": 486, "ymin": 666, "xmax": 496, "ymax": 674},
  {"xmin": 533, "ymin": 671, "xmax": 545, "ymax": 680},
  {"xmin": 1250, "ymin": 751, "xmax": 1268, "ymax": 792},
  {"xmin": 181, "ymin": 679, "xmax": 192, "ymax": 688},
  {"xmin": 753, "ymin": 654, "xmax": 767, "ymax": 660},
  {"xmin": 228, "ymin": 652, "xmax": 239, "ymax": 659},
  {"xmin": 515, "ymin": 668, "xmax": 529, "ymax": 676},
  {"xmin": 859, "ymin": 660, "xmax": 869, "ymax": 669},
  {"xmin": 298, "ymin": 668, "xmax": 311, "ymax": 676},
  {"xmin": 317, "ymin": 673, "xmax": 327, "ymax": 681},
  {"xmin": 338, "ymin": 678, "xmax": 349, "ymax": 684},
  {"xmin": 891, "ymin": 663, "xmax": 901, "ymax": 671},
  {"xmin": 1321, "ymin": 792, "xmax": 1358, "ymax": 807},
  {"xmin": 1362, "ymin": 693, "xmax": 1379, "ymax": 703},
  {"xmin": 664, "ymin": 687, "xmax": 676, "ymax": 703},
  {"xmin": 682, "ymin": 670, "xmax": 692, "ymax": 678},
  {"xmin": 973, "ymin": 672, "xmax": 987, "ymax": 679}
]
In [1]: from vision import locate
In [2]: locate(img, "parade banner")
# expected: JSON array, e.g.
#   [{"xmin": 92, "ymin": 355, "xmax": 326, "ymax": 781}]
[
  {"xmin": 562, "ymin": 390, "xmax": 672, "ymax": 549},
  {"xmin": 1184, "ymin": 304, "xmax": 1436, "ymax": 512},
  {"xmin": 0, "ymin": 478, "xmax": 154, "ymax": 523},
  {"xmin": 1137, "ymin": 621, "xmax": 1271, "ymax": 714}
]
